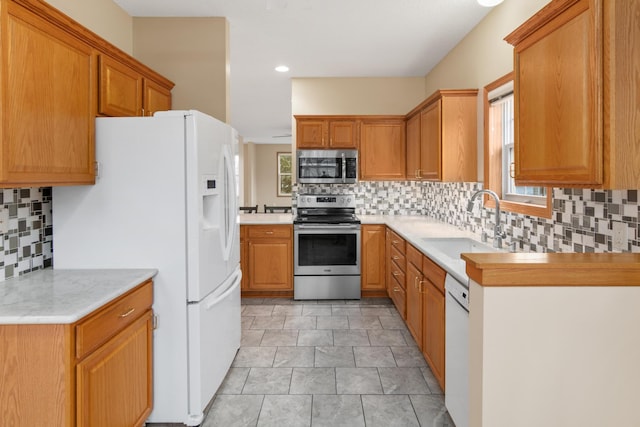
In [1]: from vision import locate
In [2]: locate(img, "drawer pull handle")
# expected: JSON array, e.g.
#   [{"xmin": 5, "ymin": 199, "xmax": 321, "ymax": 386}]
[
  {"xmin": 265, "ymin": 231, "xmax": 274, "ymax": 235},
  {"xmin": 392, "ymin": 256, "xmax": 400, "ymax": 260},
  {"xmin": 393, "ymin": 287, "xmax": 401, "ymax": 292},
  {"xmin": 392, "ymin": 240, "xmax": 399, "ymax": 244},
  {"xmin": 392, "ymin": 271, "xmax": 401, "ymax": 276},
  {"xmin": 119, "ymin": 308, "xmax": 135, "ymax": 318}
]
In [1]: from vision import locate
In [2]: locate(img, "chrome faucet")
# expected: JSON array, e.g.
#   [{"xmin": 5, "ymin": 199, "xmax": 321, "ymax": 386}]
[{"xmin": 467, "ymin": 189, "xmax": 506, "ymax": 249}]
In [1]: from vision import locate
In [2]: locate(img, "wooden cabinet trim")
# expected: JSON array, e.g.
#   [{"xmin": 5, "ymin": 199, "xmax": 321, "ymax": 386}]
[{"xmin": 406, "ymin": 89, "xmax": 479, "ymax": 118}]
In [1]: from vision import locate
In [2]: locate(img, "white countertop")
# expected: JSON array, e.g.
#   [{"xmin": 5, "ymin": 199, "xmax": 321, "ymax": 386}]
[
  {"xmin": 0, "ymin": 268, "xmax": 157, "ymax": 325},
  {"xmin": 240, "ymin": 211, "xmax": 497, "ymax": 284},
  {"xmin": 360, "ymin": 215, "xmax": 497, "ymax": 284},
  {"xmin": 239, "ymin": 213, "xmax": 293, "ymax": 225}
]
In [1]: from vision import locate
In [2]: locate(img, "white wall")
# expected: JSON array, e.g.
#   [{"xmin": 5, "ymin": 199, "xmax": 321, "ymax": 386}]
[
  {"xmin": 133, "ymin": 18, "xmax": 230, "ymax": 122},
  {"xmin": 44, "ymin": 0, "xmax": 133, "ymax": 54},
  {"xmin": 243, "ymin": 143, "xmax": 291, "ymax": 210}
]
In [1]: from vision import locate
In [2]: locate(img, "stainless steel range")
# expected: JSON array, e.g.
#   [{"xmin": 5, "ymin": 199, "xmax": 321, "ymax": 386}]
[{"xmin": 293, "ymin": 194, "xmax": 361, "ymax": 300}]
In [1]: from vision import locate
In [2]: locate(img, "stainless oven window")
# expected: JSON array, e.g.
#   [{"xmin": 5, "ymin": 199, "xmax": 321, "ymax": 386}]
[{"xmin": 298, "ymin": 233, "xmax": 357, "ymax": 266}]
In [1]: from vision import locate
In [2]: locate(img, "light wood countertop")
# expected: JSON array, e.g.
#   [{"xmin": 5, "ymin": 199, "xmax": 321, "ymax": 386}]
[{"xmin": 461, "ymin": 252, "xmax": 640, "ymax": 286}]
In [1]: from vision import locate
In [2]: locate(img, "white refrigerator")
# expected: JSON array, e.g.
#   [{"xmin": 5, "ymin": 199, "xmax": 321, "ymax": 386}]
[{"xmin": 52, "ymin": 110, "xmax": 241, "ymax": 426}]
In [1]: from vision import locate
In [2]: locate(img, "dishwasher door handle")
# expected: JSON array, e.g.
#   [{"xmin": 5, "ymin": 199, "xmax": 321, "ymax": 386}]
[{"xmin": 447, "ymin": 291, "xmax": 469, "ymax": 313}]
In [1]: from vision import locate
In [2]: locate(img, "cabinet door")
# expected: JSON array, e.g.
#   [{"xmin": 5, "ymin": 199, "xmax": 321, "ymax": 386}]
[
  {"xmin": 420, "ymin": 101, "xmax": 441, "ymax": 181},
  {"xmin": 405, "ymin": 113, "xmax": 421, "ymax": 180},
  {"xmin": 360, "ymin": 120, "xmax": 406, "ymax": 180},
  {"xmin": 328, "ymin": 120, "xmax": 358, "ymax": 148},
  {"xmin": 4, "ymin": 6, "xmax": 95, "ymax": 186},
  {"xmin": 297, "ymin": 119, "xmax": 327, "ymax": 148},
  {"xmin": 406, "ymin": 261, "xmax": 423, "ymax": 348},
  {"xmin": 513, "ymin": 0, "xmax": 602, "ymax": 185},
  {"xmin": 248, "ymin": 239, "xmax": 293, "ymax": 290},
  {"xmin": 361, "ymin": 224, "xmax": 386, "ymax": 291},
  {"xmin": 423, "ymin": 281, "xmax": 445, "ymax": 391},
  {"xmin": 98, "ymin": 55, "xmax": 143, "ymax": 117},
  {"xmin": 77, "ymin": 310, "xmax": 153, "ymax": 427},
  {"xmin": 143, "ymin": 79, "xmax": 172, "ymax": 116}
]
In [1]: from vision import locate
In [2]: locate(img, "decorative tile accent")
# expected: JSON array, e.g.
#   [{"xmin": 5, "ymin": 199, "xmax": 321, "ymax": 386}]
[
  {"xmin": 0, "ymin": 187, "xmax": 52, "ymax": 282},
  {"xmin": 294, "ymin": 181, "xmax": 640, "ymax": 254}
]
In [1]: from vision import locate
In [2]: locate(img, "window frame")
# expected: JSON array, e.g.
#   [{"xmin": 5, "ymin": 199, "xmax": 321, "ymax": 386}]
[
  {"xmin": 483, "ymin": 72, "xmax": 552, "ymax": 218},
  {"xmin": 276, "ymin": 152, "xmax": 292, "ymax": 197}
]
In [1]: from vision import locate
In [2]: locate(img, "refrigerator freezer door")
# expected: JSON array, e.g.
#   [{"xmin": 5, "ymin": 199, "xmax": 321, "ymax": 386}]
[
  {"xmin": 184, "ymin": 111, "xmax": 239, "ymax": 302},
  {"xmin": 186, "ymin": 266, "xmax": 241, "ymax": 425}
]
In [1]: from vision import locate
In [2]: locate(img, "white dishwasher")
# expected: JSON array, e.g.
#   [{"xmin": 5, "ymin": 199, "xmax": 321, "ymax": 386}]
[{"xmin": 445, "ymin": 273, "xmax": 469, "ymax": 427}]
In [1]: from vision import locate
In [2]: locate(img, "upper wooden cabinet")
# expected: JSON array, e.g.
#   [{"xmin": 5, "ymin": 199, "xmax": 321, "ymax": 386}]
[
  {"xmin": 295, "ymin": 116, "xmax": 358, "ymax": 149},
  {"xmin": 505, "ymin": 0, "xmax": 640, "ymax": 188},
  {"xmin": 360, "ymin": 117, "xmax": 406, "ymax": 180},
  {"xmin": 0, "ymin": 0, "xmax": 173, "ymax": 188},
  {"xmin": 405, "ymin": 89, "xmax": 478, "ymax": 182},
  {"xmin": 99, "ymin": 55, "xmax": 173, "ymax": 117},
  {"xmin": 2, "ymin": 1, "xmax": 95, "ymax": 187},
  {"xmin": 99, "ymin": 55, "xmax": 143, "ymax": 117}
]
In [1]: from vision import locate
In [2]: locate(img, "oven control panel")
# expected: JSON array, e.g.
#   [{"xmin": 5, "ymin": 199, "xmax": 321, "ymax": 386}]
[{"xmin": 297, "ymin": 194, "xmax": 355, "ymax": 208}]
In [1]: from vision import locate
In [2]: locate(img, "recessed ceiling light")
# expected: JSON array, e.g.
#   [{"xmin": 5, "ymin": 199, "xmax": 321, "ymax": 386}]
[
  {"xmin": 275, "ymin": 65, "xmax": 289, "ymax": 73},
  {"xmin": 477, "ymin": 0, "xmax": 504, "ymax": 6}
]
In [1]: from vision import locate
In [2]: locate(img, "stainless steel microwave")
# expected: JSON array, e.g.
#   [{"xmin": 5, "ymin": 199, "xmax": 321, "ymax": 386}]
[{"xmin": 296, "ymin": 149, "xmax": 358, "ymax": 184}]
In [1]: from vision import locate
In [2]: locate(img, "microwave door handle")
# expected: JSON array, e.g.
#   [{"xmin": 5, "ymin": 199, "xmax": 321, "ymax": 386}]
[{"xmin": 341, "ymin": 152, "xmax": 346, "ymax": 183}]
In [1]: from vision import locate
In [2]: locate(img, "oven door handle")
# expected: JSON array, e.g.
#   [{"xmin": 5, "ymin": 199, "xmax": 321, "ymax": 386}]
[{"xmin": 295, "ymin": 224, "xmax": 360, "ymax": 230}]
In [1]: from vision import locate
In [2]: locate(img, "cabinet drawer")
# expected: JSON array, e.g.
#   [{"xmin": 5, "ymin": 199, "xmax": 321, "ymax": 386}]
[
  {"xmin": 406, "ymin": 243, "xmax": 422, "ymax": 269},
  {"xmin": 389, "ymin": 230, "xmax": 406, "ymax": 253},
  {"xmin": 390, "ymin": 246, "xmax": 406, "ymax": 270},
  {"xmin": 247, "ymin": 225, "xmax": 292, "ymax": 239},
  {"xmin": 76, "ymin": 280, "xmax": 153, "ymax": 359},
  {"xmin": 422, "ymin": 256, "xmax": 446, "ymax": 294},
  {"xmin": 389, "ymin": 276, "xmax": 406, "ymax": 319},
  {"xmin": 389, "ymin": 259, "xmax": 405, "ymax": 288}
]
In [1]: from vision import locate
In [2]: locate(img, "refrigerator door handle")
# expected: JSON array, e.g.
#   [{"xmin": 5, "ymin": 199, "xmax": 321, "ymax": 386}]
[
  {"xmin": 205, "ymin": 268, "xmax": 242, "ymax": 310},
  {"xmin": 221, "ymin": 144, "xmax": 237, "ymax": 261}
]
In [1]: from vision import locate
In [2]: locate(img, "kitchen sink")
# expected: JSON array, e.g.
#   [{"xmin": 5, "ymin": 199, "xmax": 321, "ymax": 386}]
[
  {"xmin": 419, "ymin": 237, "xmax": 498, "ymax": 284},
  {"xmin": 420, "ymin": 237, "xmax": 497, "ymax": 261}
]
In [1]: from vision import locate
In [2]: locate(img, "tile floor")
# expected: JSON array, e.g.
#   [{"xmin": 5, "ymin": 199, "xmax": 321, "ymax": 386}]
[{"xmin": 201, "ymin": 297, "xmax": 454, "ymax": 427}]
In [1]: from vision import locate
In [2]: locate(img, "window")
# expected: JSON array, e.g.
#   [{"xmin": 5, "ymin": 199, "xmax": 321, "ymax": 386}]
[
  {"xmin": 484, "ymin": 72, "xmax": 551, "ymax": 218},
  {"xmin": 277, "ymin": 152, "xmax": 292, "ymax": 197}
]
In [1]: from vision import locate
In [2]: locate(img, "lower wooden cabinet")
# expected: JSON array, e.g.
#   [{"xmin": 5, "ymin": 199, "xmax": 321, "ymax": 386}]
[
  {"xmin": 422, "ymin": 277, "xmax": 445, "ymax": 391},
  {"xmin": 0, "ymin": 279, "xmax": 153, "ymax": 427},
  {"xmin": 242, "ymin": 225, "xmax": 293, "ymax": 294},
  {"xmin": 361, "ymin": 224, "xmax": 387, "ymax": 294},
  {"xmin": 386, "ymin": 228, "xmax": 407, "ymax": 319},
  {"xmin": 406, "ymin": 244, "xmax": 424, "ymax": 349},
  {"xmin": 77, "ymin": 310, "xmax": 153, "ymax": 427},
  {"xmin": 422, "ymin": 255, "xmax": 446, "ymax": 391}
]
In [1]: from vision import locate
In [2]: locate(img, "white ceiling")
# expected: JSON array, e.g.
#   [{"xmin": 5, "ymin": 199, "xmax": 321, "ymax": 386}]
[{"xmin": 113, "ymin": 0, "xmax": 494, "ymax": 144}]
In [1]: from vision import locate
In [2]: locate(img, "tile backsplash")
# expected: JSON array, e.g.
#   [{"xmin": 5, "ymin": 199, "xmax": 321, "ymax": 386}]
[
  {"xmin": 296, "ymin": 182, "xmax": 640, "ymax": 254},
  {"xmin": 0, "ymin": 187, "xmax": 53, "ymax": 282},
  {"xmin": 1, "ymin": 181, "xmax": 636, "ymax": 282}
]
